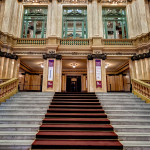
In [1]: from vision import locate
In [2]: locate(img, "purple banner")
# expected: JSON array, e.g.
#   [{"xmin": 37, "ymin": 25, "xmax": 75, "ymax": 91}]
[{"xmin": 96, "ymin": 59, "xmax": 102, "ymax": 88}]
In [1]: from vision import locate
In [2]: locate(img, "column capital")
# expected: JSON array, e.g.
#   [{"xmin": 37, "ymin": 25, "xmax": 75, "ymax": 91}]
[
  {"xmin": 43, "ymin": 54, "xmax": 62, "ymax": 60},
  {"xmin": 131, "ymin": 51, "xmax": 150, "ymax": 61},
  {"xmin": 0, "ymin": 51, "xmax": 18, "ymax": 60},
  {"xmin": 87, "ymin": 54, "xmax": 107, "ymax": 60}
]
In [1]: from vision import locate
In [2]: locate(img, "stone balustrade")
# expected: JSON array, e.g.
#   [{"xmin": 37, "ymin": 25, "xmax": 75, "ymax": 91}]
[
  {"xmin": 60, "ymin": 38, "xmax": 91, "ymax": 46},
  {"xmin": 132, "ymin": 79, "xmax": 150, "ymax": 103},
  {"xmin": 102, "ymin": 39, "xmax": 134, "ymax": 46},
  {"xmin": 1, "ymin": 30, "xmax": 150, "ymax": 47},
  {"xmin": 0, "ymin": 78, "xmax": 18, "ymax": 103},
  {"xmin": 17, "ymin": 38, "xmax": 47, "ymax": 45}
]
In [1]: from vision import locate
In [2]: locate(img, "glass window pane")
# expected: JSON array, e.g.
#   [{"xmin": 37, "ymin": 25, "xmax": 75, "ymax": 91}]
[
  {"xmin": 63, "ymin": 7, "xmax": 87, "ymax": 39},
  {"xmin": 107, "ymin": 21, "xmax": 114, "ymax": 39},
  {"xmin": 67, "ymin": 21, "xmax": 74, "ymax": 38},
  {"xmin": 102, "ymin": 7, "xmax": 128, "ymax": 39},
  {"xmin": 22, "ymin": 7, "xmax": 47, "ymax": 38},
  {"xmin": 76, "ymin": 21, "xmax": 82, "ymax": 38}
]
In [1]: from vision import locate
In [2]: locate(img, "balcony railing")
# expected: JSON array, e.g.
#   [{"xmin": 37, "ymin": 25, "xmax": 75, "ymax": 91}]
[
  {"xmin": 132, "ymin": 79, "xmax": 150, "ymax": 103},
  {"xmin": 0, "ymin": 78, "xmax": 18, "ymax": 103},
  {"xmin": 102, "ymin": 39, "xmax": 134, "ymax": 46},
  {"xmin": 60, "ymin": 39, "xmax": 90, "ymax": 45},
  {"xmin": 17, "ymin": 38, "xmax": 46, "ymax": 45}
]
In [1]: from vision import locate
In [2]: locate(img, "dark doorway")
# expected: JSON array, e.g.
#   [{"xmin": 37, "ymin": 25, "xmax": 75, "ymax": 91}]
[{"xmin": 66, "ymin": 76, "xmax": 81, "ymax": 92}]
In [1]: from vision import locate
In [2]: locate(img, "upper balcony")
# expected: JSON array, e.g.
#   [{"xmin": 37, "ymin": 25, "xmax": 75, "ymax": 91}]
[{"xmin": 0, "ymin": 30, "xmax": 150, "ymax": 51}]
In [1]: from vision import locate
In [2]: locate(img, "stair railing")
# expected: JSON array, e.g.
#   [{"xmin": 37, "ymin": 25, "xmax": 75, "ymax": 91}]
[
  {"xmin": 132, "ymin": 79, "xmax": 150, "ymax": 103},
  {"xmin": 0, "ymin": 78, "xmax": 18, "ymax": 103}
]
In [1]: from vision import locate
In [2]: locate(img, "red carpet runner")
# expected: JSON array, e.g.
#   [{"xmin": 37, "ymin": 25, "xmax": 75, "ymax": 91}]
[{"xmin": 31, "ymin": 92, "xmax": 123, "ymax": 150}]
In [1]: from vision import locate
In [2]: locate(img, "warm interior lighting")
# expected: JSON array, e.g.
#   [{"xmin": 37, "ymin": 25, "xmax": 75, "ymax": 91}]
[
  {"xmin": 41, "ymin": 64, "xmax": 44, "ymax": 68},
  {"xmin": 105, "ymin": 63, "xmax": 109, "ymax": 68},
  {"xmin": 71, "ymin": 63, "xmax": 77, "ymax": 68}
]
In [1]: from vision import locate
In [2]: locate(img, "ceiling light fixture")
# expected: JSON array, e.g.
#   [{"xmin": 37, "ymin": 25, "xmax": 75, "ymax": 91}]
[
  {"xmin": 105, "ymin": 63, "xmax": 109, "ymax": 69},
  {"xmin": 41, "ymin": 64, "xmax": 44, "ymax": 68},
  {"xmin": 71, "ymin": 63, "xmax": 77, "ymax": 68}
]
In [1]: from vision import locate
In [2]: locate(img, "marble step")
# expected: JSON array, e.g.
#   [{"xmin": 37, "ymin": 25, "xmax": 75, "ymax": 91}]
[
  {"xmin": 0, "ymin": 106, "xmax": 49, "ymax": 109},
  {"xmin": 103, "ymin": 106, "xmax": 150, "ymax": 110},
  {"xmin": 7, "ymin": 99, "xmax": 51, "ymax": 102},
  {"xmin": 0, "ymin": 118, "xmax": 42, "ymax": 124},
  {"xmin": 110, "ymin": 119, "xmax": 150, "ymax": 125},
  {"xmin": 121, "ymin": 141, "xmax": 150, "ymax": 150},
  {"xmin": 0, "ymin": 131, "xmax": 37, "ymax": 140},
  {"xmin": 117, "ymin": 132, "xmax": 150, "ymax": 141},
  {"xmin": 0, "ymin": 114, "xmax": 45, "ymax": 119},
  {"xmin": 0, "ymin": 109, "xmax": 47, "ymax": 113},
  {"xmin": 100, "ymin": 101, "xmax": 145, "ymax": 104},
  {"xmin": 108, "ymin": 114, "xmax": 150, "ymax": 119},
  {"xmin": 10, "ymin": 97, "xmax": 52, "ymax": 100},
  {"xmin": 114, "ymin": 125, "xmax": 150, "ymax": 132},
  {"xmin": 106, "ymin": 110, "xmax": 150, "ymax": 114},
  {"xmin": 1, "ymin": 103, "xmax": 50, "ymax": 106},
  {"xmin": 98, "ymin": 97, "xmax": 141, "ymax": 102},
  {"xmin": 0, "ymin": 140, "xmax": 33, "ymax": 150},
  {"xmin": 0, "ymin": 124, "xmax": 39, "ymax": 131}
]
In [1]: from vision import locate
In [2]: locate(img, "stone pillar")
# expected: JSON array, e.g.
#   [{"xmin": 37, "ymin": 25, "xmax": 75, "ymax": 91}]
[
  {"xmin": 126, "ymin": 3, "xmax": 134, "ymax": 38},
  {"xmin": 1, "ymin": 0, "xmax": 15, "ymax": 33},
  {"xmin": 98, "ymin": 3, "xmax": 103, "ymax": 37},
  {"xmin": 87, "ymin": 54, "xmax": 107, "ymax": 93},
  {"xmin": 62, "ymin": 74, "xmax": 66, "ymax": 92},
  {"xmin": 46, "ymin": 3, "xmax": 52, "ymax": 37},
  {"xmin": 42, "ymin": 54, "xmax": 62, "ymax": 92},
  {"xmin": 87, "ymin": 3, "xmax": 92, "ymax": 38},
  {"xmin": 92, "ymin": 0, "xmax": 99, "ymax": 36},
  {"xmin": 57, "ymin": 2, "xmax": 62, "ymax": 38},
  {"xmin": 54, "ymin": 58, "xmax": 62, "ymax": 92},
  {"xmin": 51, "ymin": 0, "xmax": 58, "ymax": 36},
  {"xmin": 87, "ymin": 59, "xmax": 95, "ymax": 92},
  {"xmin": 42, "ymin": 58, "xmax": 55, "ymax": 92},
  {"xmin": 144, "ymin": 49, "xmax": 150, "ymax": 80},
  {"xmin": 81, "ymin": 74, "xmax": 87, "ymax": 92},
  {"xmin": 14, "ymin": 58, "xmax": 20, "ymax": 78},
  {"xmin": 94, "ymin": 59, "xmax": 107, "ymax": 93},
  {"xmin": 136, "ymin": 0, "xmax": 149, "ymax": 34}
]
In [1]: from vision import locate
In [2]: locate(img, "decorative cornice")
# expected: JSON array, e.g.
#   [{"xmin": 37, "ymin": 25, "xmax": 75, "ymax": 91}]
[
  {"xmin": 43, "ymin": 54, "xmax": 62, "ymax": 60},
  {"xmin": 87, "ymin": 54, "xmax": 107, "ymax": 60},
  {"xmin": 131, "ymin": 51, "xmax": 150, "ymax": 61},
  {"xmin": 0, "ymin": 50, "xmax": 18, "ymax": 60}
]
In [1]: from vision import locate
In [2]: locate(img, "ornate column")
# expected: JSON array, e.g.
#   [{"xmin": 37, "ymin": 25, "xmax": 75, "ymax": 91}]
[
  {"xmin": 42, "ymin": 54, "xmax": 62, "ymax": 92},
  {"xmin": 81, "ymin": 74, "xmax": 87, "ymax": 92},
  {"xmin": 87, "ymin": 57, "xmax": 95, "ymax": 92},
  {"xmin": 92, "ymin": 0, "xmax": 99, "ymax": 36},
  {"xmin": 51, "ymin": 0, "xmax": 58, "ymax": 36},
  {"xmin": 62, "ymin": 74, "xmax": 66, "ymax": 92},
  {"xmin": 54, "ymin": 57, "xmax": 62, "ymax": 92},
  {"xmin": 87, "ymin": 54, "xmax": 107, "ymax": 93}
]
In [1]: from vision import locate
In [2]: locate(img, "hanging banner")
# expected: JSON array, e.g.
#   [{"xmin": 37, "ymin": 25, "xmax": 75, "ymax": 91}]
[
  {"xmin": 47, "ymin": 60, "xmax": 54, "ymax": 88},
  {"xmin": 96, "ymin": 59, "xmax": 102, "ymax": 88}
]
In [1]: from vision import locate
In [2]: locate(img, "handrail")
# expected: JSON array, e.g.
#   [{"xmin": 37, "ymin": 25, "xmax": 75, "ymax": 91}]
[
  {"xmin": 132, "ymin": 79, "xmax": 150, "ymax": 103},
  {"xmin": 0, "ymin": 78, "xmax": 18, "ymax": 103}
]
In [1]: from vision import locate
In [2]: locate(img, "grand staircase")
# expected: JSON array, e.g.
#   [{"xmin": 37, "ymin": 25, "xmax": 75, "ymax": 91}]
[
  {"xmin": 31, "ymin": 92, "xmax": 123, "ymax": 150},
  {"xmin": 97, "ymin": 93, "xmax": 150, "ymax": 150},
  {"xmin": 0, "ymin": 92, "xmax": 150, "ymax": 149},
  {"xmin": 0, "ymin": 92, "xmax": 54, "ymax": 150}
]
